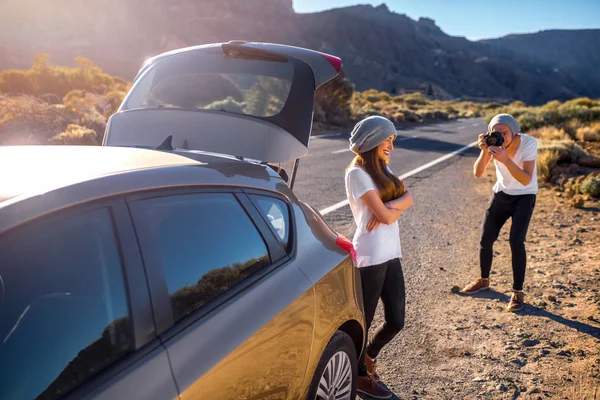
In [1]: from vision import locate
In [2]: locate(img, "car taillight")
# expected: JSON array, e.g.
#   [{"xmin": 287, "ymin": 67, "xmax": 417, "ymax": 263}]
[
  {"xmin": 336, "ymin": 235, "xmax": 356, "ymax": 263},
  {"xmin": 317, "ymin": 51, "xmax": 342, "ymax": 73}
]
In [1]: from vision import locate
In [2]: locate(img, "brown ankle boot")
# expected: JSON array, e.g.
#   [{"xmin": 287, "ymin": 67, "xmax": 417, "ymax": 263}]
[
  {"xmin": 357, "ymin": 375, "xmax": 392, "ymax": 399},
  {"xmin": 507, "ymin": 290, "xmax": 525, "ymax": 312},
  {"xmin": 462, "ymin": 278, "xmax": 490, "ymax": 295},
  {"xmin": 365, "ymin": 354, "xmax": 380, "ymax": 382}
]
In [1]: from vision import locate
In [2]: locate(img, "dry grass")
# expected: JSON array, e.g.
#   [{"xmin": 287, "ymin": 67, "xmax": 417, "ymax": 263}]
[
  {"xmin": 0, "ymin": 55, "xmax": 129, "ymax": 146},
  {"xmin": 48, "ymin": 124, "xmax": 99, "ymax": 145},
  {"xmin": 529, "ymin": 126, "xmax": 571, "ymax": 141},
  {"xmin": 350, "ymin": 89, "xmax": 495, "ymax": 124},
  {"xmin": 536, "ymin": 140, "xmax": 595, "ymax": 183},
  {"xmin": 576, "ymin": 121, "xmax": 600, "ymax": 142},
  {"xmin": 0, "ymin": 53, "xmax": 129, "ymax": 98},
  {"xmin": 538, "ymin": 140, "xmax": 590, "ymax": 163},
  {"xmin": 0, "ymin": 95, "xmax": 58, "ymax": 124},
  {"xmin": 481, "ymin": 97, "xmax": 600, "ymax": 185},
  {"xmin": 537, "ymin": 149, "xmax": 561, "ymax": 182},
  {"xmin": 484, "ymin": 97, "xmax": 600, "ymax": 133}
]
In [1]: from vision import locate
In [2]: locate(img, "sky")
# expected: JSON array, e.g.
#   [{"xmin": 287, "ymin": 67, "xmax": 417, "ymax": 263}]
[{"xmin": 293, "ymin": 0, "xmax": 600, "ymax": 40}]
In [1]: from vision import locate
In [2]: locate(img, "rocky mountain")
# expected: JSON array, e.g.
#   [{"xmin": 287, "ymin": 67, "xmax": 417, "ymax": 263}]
[
  {"xmin": 481, "ymin": 30, "xmax": 600, "ymax": 102},
  {"xmin": 0, "ymin": 0, "xmax": 598, "ymax": 104}
]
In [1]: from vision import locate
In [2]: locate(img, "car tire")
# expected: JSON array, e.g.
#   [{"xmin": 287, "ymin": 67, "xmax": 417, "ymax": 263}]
[{"xmin": 306, "ymin": 330, "xmax": 357, "ymax": 400}]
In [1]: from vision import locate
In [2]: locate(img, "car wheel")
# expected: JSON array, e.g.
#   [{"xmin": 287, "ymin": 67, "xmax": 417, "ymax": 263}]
[{"xmin": 306, "ymin": 330, "xmax": 357, "ymax": 400}]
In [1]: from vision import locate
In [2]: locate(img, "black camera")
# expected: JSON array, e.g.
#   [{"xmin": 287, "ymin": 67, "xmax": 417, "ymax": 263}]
[{"xmin": 484, "ymin": 131, "xmax": 504, "ymax": 147}]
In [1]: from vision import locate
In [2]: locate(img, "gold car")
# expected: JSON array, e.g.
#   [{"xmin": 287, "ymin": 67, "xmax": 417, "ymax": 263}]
[{"xmin": 0, "ymin": 41, "xmax": 365, "ymax": 400}]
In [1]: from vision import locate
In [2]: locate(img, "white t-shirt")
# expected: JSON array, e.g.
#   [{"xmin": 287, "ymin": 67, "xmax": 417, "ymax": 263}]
[
  {"xmin": 345, "ymin": 166, "xmax": 402, "ymax": 268},
  {"xmin": 493, "ymin": 133, "xmax": 538, "ymax": 195}
]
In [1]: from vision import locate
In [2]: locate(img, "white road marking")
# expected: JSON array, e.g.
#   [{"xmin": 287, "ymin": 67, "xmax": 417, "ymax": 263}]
[
  {"xmin": 319, "ymin": 140, "xmax": 479, "ymax": 215},
  {"xmin": 311, "ymin": 132, "xmax": 345, "ymax": 139},
  {"xmin": 332, "ymin": 148, "xmax": 351, "ymax": 154}
]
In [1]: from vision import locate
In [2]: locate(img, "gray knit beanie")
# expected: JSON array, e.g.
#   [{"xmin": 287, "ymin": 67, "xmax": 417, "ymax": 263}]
[
  {"xmin": 349, "ymin": 116, "xmax": 397, "ymax": 154},
  {"xmin": 488, "ymin": 113, "xmax": 520, "ymax": 135}
]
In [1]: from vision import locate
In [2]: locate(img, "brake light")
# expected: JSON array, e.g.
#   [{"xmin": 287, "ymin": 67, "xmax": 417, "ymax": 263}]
[
  {"xmin": 336, "ymin": 235, "xmax": 356, "ymax": 263},
  {"xmin": 318, "ymin": 51, "xmax": 342, "ymax": 73}
]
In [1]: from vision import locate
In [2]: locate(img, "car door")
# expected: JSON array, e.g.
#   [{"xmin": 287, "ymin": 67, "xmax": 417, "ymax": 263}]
[
  {"xmin": 103, "ymin": 41, "xmax": 341, "ymax": 164},
  {"xmin": 0, "ymin": 198, "xmax": 178, "ymax": 400},
  {"xmin": 127, "ymin": 187, "xmax": 316, "ymax": 400}
]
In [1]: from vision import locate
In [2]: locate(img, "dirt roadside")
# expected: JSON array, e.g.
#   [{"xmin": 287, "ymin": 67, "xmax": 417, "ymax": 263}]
[{"xmin": 327, "ymin": 150, "xmax": 600, "ymax": 400}]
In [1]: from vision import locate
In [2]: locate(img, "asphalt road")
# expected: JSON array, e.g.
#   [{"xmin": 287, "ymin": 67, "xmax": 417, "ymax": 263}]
[
  {"xmin": 290, "ymin": 117, "xmax": 490, "ymax": 399},
  {"xmin": 293, "ymin": 117, "xmax": 486, "ymax": 214}
]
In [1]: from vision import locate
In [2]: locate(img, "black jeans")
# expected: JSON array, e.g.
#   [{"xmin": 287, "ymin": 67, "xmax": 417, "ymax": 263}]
[
  {"xmin": 357, "ymin": 257, "xmax": 405, "ymax": 376},
  {"xmin": 480, "ymin": 191, "xmax": 536, "ymax": 291}
]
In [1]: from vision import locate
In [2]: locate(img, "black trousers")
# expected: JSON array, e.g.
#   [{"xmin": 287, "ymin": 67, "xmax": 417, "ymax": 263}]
[
  {"xmin": 480, "ymin": 191, "xmax": 536, "ymax": 291},
  {"xmin": 357, "ymin": 257, "xmax": 405, "ymax": 376}
]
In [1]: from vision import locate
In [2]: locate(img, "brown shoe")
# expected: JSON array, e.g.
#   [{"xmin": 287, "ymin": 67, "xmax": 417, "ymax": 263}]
[
  {"xmin": 462, "ymin": 278, "xmax": 490, "ymax": 295},
  {"xmin": 357, "ymin": 375, "xmax": 392, "ymax": 399},
  {"xmin": 507, "ymin": 290, "xmax": 525, "ymax": 312},
  {"xmin": 365, "ymin": 354, "xmax": 380, "ymax": 382}
]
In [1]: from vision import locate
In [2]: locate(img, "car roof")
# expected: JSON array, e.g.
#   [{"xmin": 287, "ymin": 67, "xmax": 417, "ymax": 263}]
[
  {"xmin": 0, "ymin": 145, "xmax": 284, "ymax": 208},
  {"xmin": 0, "ymin": 145, "xmax": 192, "ymax": 202}
]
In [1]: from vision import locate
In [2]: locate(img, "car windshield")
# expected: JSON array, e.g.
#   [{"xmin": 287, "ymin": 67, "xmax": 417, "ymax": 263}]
[{"xmin": 123, "ymin": 52, "xmax": 294, "ymax": 118}]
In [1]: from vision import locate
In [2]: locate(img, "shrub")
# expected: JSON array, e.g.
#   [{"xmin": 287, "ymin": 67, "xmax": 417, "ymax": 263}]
[
  {"xmin": 529, "ymin": 126, "xmax": 571, "ymax": 141},
  {"xmin": 575, "ymin": 121, "xmax": 600, "ymax": 142},
  {"xmin": 538, "ymin": 140, "xmax": 589, "ymax": 164},
  {"xmin": 313, "ymin": 68, "xmax": 354, "ymax": 127},
  {"xmin": 0, "ymin": 54, "xmax": 119, "ymax": 99},
  {"xmin": 563, "ymin": 97, "xmax": 599, "ymax": 109},
  {"xmin": 49, "ymin": 124, "xmax": 99, "ymax": 145},
  {"xmin": 542, "ymin": 100, "xmax": 562, "ymax": 111},
  {"xmin": 103, "ymin": 90, "xmax": 127, "ymax": 116},
  {"xmin": 580, "ymin": 175, "xmax": 600, "ymax": 198},
  {"xmin": 402, "ymin": 92, "xmax": 428, "ymax": 105},
  {"xmin": 537, "ymin": 150, "xmax": 561, "ymax": 182},
  {"xmin": 62, "ymin": 89, "xmax": 86, "ymax": 111}
]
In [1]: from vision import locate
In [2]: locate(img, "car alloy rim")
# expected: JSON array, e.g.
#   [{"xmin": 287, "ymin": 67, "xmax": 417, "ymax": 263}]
[{"xmin": 316, "ymin": 351, "xmax": 353, "ymax": 400}]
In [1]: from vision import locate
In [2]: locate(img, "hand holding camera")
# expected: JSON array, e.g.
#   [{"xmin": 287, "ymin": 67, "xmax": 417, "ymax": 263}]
[
  {"xmin": 478, "ymin": 131, "xmax": 505, "ymax": 149},
  {"xmin": 479, "ymin": 131, "xmax": 508, "ymax": 163},
  {"xmin": 484, "ymin": 131, "xmax": 505, "ymax": 147}
]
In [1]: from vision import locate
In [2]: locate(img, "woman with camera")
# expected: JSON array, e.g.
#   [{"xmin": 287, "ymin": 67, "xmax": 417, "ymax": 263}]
[
  {"xmin": 462, "ymin": 113, "xmax": 538, "ymax": 312},
  {"xmin": 344, "ymin": 116, "xmax": 414, "ymax": 399}
]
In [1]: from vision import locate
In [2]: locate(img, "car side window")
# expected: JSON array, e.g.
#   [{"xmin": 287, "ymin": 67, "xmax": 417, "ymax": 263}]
[
  {"xmin": 129, "ymin": 193, "xmax": 270, "ymax": 323},
  {"xmin": 0, "ymin": 208, "xmax": 133, "ymax": 400},
  {"xmin": 249, "ymin": 195, "xmax": 291, "ymax": 253}
]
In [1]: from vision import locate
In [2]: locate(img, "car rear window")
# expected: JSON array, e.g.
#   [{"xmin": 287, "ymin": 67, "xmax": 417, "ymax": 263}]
[
  {"xmin": 124, "ymin": 51, "xmax": 293, "ymax": 118},
  {"xmin": 250, "ymin": 195, "xmax": 292, "ymax": 253}
]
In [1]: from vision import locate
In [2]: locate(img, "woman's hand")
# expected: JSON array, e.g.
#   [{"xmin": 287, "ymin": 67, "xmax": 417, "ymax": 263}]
[
  {"xmin": 360, "ymin": 191, "xmax": 404, "ymax": 225},
  {"xmin": 367, "ymin": 214, "xmax": 381, "ymax": 232},
  {"xmin": 367, "ymin": 202, "xmax": 404, "ymax": 231},
  {"xmin": 386, "ymin": 191, "xmax": 414, "ymax": 211}
]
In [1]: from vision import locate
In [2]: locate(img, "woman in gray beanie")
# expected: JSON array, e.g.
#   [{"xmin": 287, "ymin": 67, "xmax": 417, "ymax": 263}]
[{"xmin": 344, "ymin": 116, "xmax": 414, "ymax": 399}]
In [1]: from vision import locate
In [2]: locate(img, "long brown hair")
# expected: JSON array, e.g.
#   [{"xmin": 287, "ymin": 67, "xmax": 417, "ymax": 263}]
[{"xmin": 346, "ymin": 147, "xmax": 405, "ymax": 203}]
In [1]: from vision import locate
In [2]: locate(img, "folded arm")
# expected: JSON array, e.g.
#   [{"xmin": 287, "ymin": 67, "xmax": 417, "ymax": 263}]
[
  {"xmin": 361, "ymin": 190, "xmax": 404, "ymax": 225},
  {"xmin": 386, "ymin": 190, "xmax": 414, "ymax": 211}
]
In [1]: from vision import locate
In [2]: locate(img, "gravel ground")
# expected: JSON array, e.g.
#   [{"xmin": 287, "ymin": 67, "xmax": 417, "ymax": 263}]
[{"xmin": 321, "ymin": 149, "xmax": 600, "ymax": 400}]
